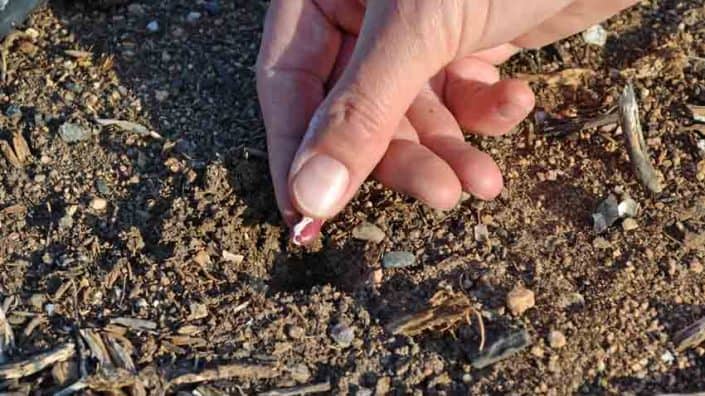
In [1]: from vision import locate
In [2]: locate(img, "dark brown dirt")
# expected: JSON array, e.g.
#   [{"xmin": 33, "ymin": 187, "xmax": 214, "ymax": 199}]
[{"xmin": 0, "ymin": 1, "xmax": 704, "ymax": 394}]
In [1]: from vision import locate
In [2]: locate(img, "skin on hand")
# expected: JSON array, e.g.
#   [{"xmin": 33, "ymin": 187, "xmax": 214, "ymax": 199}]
[{"xmin": 256, "ymin": 0, "xmax": 639, "ymax": 244}]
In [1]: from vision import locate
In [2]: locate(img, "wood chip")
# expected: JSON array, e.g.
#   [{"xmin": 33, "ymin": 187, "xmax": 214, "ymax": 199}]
[
  {"xmin": 619, "ymin": 84, "xmax": 664, "ymax": 193},
  {"xmin": 258, "ymin": 381, "xmax": 332, "ymax": 396},
  {"xmin": 0, "ymin": 342, "xmax": 75, "ymax": 380},
  {"xmin": 80, "ymin": 329, "xmax": 112, "ymax": 367},
  {"xmin": 674, "ymin": 316, "xmax": 705, "ymax": 352},
  {"xmin": 0, "ymin": 305, "xmax": 14, "ymax": 364},
  {"xmin": 104, "ymin": 333, "xmax": 136, "ymax": 372},
  {"xmin": 169, "ymin": 363, "xmax": 280, "ymax": 387},
  {"xmin": 10, "ymin": 132, "xmax": 30, "ymax": 165},
  {"xmin": 0, "ymin": 140, "xmax": 22, "ymax": 168},
  {"xmin": 0, "ymin": 204, "xmax": 26, "ymax": 216},
  {"xmin": 109, "ymin": 317, "xmax": 157, "ymax": 331}
]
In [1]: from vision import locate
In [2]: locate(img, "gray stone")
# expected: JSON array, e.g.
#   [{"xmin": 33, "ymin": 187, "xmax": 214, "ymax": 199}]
[
  {"xmin": 471, "ymin": 330, "xmax": 532, "ymax": 369},
  {"xmin": 59, "ymin": 122, "xmax": 90, "ymax": 143},
  {"xmin": 352, "ymin": 222, "xmax": 385, "ymax": 243},
  {"xmin": 330, "ymin": 323, "xmax": 354, "ymax": 348},
  {"xmin": 592, "ymin": 195, "xmax": 620, "ymax": 233},
  {"xmin": 382, "ymin": 251, "xmax": 416, "ymax": 269},
  {"xmin": 583, "ymin": 24, "xmax": 608, "ymax": 47}
]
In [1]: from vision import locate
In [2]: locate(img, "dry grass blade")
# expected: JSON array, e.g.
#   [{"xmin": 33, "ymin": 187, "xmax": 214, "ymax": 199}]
[
  {"xmin": 0, "ymin": 342, "xmax": 75, "ymax": 380},
  {"xmin": 169, "ymin": 363, "xmax": 280, "ymax": 387},
  {"xmin": 11, "ymin": 132, "xmax": 30, "ymax": 165},
  {"xmin": 619, "ymin": 84, "xmax": 664, "ymax": 193},
  {"xmin": 258, "ymin": 381, "xmax": 332, "ymax": 396},
  {"xmin": 0, "ymin": 140, "xmax": 22, "ymax": 168}
]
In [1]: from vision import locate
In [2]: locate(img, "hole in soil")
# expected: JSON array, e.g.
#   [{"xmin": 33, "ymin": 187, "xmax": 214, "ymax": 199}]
[{"xmin": 268, "ymin": 245, "xmax": 368, "ymax": 293}]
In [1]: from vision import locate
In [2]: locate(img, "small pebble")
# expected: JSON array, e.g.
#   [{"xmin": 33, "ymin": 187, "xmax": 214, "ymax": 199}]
[
  {"xmin": 506, "ymin": 285, "xmax": 535, "ymax": 316},
  {"xmin": 287, "ymin": 325, "xmax": 305, "ymax": 340},
  {"xmin": 146, "ymin": 20, "xmax": 159, "ymax": 32},
  {"xmin": 618, "ymin": 198, "xmax": 639, "ymax": 218},
  {"xmin": 593, "ymin": 195, "xmax": 620, "ymax": 233},
  {"xmin": 471, "ymin": 330, "xmax": 532, "ymax": 369},
  {"xmin": 90, "ymin": 197, "xmax": 108, "ymax": 211},
  {"xmin": 583, "ymin": 24, "xmax": 608, "ymax": 46},
  {"xmin": 474, "ymin": 224, "xmax": 490, "ymax": 242},
  {"xmin": 193, "ymin": 250, "xmax": 211, "ymax": 266},
  {"xmin": 690, "ymin": 259, "xmax": 703, "ymax": 274},
  {"xmin": 330, "ymin": 323, "xmax": 354, "ymax": 348},
  {"xmin": 382, "ymin": 251, "xmax": 416, "ymax": 269},
  {"xmin": 222, "ymin": 250, "xmax": 244, "ymax": 264},
  {"xmin": 622, "ymin": 218, "xmax": 639, "ymax": 231},
  {"xmin": 592, "ymin": 237, "xmax": 612, "ymax": 250},
  {"xmin": 186, "ymin": 11, "xmax": 202, "ymax": 23},
  {"xmin": 530, "ymin": 345, "xmax": 545, "ymax": 358},
  {"xmin": 96, "ymin": 178, "xmax": 110, "ymax": 195},
  {"xmin": 352, "ymin": 222, "xmax": 385, "ymax": 243},
  {"xmin": 59, "ymin": 122, "xmax": 90, "ymax": 143},
  {"xmin": 155, "ymin": 90, "xmax": 169, "ymax": 102},
  {"xmin": 289, "ymin": 363, "xmax": 311, "ymax": 383},
  {"xmin": 547, "ymin": 330, "xmax": 567, "ymax": 349}
]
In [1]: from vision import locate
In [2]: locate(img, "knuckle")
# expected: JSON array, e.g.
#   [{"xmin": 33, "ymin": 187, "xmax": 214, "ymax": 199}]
[{"xmin": 326, "ymin": 90, "xmax": 386, "ymax": 141}]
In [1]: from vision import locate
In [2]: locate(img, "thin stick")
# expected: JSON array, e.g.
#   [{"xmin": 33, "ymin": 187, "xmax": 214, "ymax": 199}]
[
  {"xmin": 0, "ymin": 342, "xmax": 75, "ymax": 380},
  {"xmin": 474, "ymin": 310, "xmax": 486, "ymax": 352},
  {"xmin": 169, "ymin": 363, "xmax": 280, "ymax": 387},
  {"xmin": 258, "ymin": 381, "xmax": 332, "ymax": 396},
  {"xmin": 619, "ymin": 83, "xmax": 664, "ymax": 193}
]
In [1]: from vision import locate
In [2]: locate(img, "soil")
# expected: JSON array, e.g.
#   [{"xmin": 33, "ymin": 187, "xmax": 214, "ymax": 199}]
[{"xmin": 0, "ymin": 1, "xmax": 704, "ymax": 395}]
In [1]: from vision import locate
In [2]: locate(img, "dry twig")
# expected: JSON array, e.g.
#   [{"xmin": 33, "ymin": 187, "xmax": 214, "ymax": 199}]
[
  {"xmin": 619, "ymin": 83, "xmax": 664, "ymax": 193},
  {"xmin": 258, "ymin": 381, "xmax": 332, "ymax": 396},
  {"xmin": 169, "ymin": 363, "xmax": 280, "ymax": 387},
  {"xmin": 0, "ymin": 342, "xmax": 75, "ymax": 380}
]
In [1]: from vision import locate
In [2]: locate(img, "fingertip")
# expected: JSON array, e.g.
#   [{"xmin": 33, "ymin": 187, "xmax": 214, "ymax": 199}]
[{"xmin": 466, "ymin": 159, "xmax": 504, "ymax": 200}]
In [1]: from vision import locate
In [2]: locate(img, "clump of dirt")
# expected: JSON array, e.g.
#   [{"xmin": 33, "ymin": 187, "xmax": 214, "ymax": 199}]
[{"xmin": 0, "ymin": 1, "xmax": 704, "ymax": 394}]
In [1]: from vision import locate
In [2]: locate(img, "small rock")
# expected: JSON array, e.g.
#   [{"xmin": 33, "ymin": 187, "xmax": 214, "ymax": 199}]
[
  {"xmin": 45, "ymin": 303, "xmax": 55, "ymax": 316},
  {"xmin": 287, "ymin": 325, "xmax": 305, "ymax": 340},
  {"xmin": 592, "ymin": 237, "xmax": 612, "ymax": 250},
  {"xmin": 382, "ymin": 251, "xmax": 416, "ymax": 269},
  {"xmin": 222, "ymin": 250, "xmax": 244, "ymax": 264},
  {"xmin": 583, "ymin": 24, "xmax": 608, "ymax": 47},
  {"xmin": 690, "ymin": 259, "xmax": 704, "ymax": 274},
  {"xmin": 530, "ymin": 345, "xmax": 545, "ymax": 358},
  {"xmin": 59, "ymin": 122, "xmax": 90, "ymax": 143},
  {"xmin": 471, "ymin": 330, "xmax": 532, "ymax": 369},
  {"xmin": 330, "ymin": 323, "xmax": 354, "ymax": 348},
  {"xmin": 618, "ymin": 198, "xmax": 639, "ymax": 218},
  {"xmin": 697, "ymin": 139, "xmax": 705, "ymax": 155},
  {"xmin": 375, "ymin": 377, "xmax": 391, "ymax": 396},
  {"xmin": 352, "ymin": 222, "xmax": 385, "ymax": 243},
  {"xmin": 593, "ymin": 195, "xmax": 620, "ymax": 233},
  {"xmin": 154, "ymin": 90, "xmax": 169, "ymax": 102},
  {"xmin": 506, "ymin": 286, "xmax": 535, "ymax": 316},
  {"xmin": 96, "ymin": 178, "xmax": 110, "ymax": 195},
  {"xmin": 622, "ymin": 218, "xmax": 639, "ymax": 231},
  {"xmin": 30, "ymin": 294, "xmax": 46, "ymax": 310},
  {"xmin": 186, "ymin": 11, "xmax": 202, "ymax": 23},
  {"xmin": 146, "ymin": 20, "xmax": 159, "ymax": 32},
  {"xmin": 661, "ymin": 350, "xmax": 675, "ymax": 364},
  {"xmin": 90, "ymin": 197, "xmax": 107, "ymax": 211},
  {"xmin": 289, "ymin": 363, "xmax": 311, "ymax": 383},
  {"xmin": 193, "ymin": 250, "xmax": 211, "ymax": 266},
  {"xmin": 474, "ymin": 224, "xmax": 490, "ymax": 242},
  {"xmin": 547, "ymin": 330, "xmax": 567, "ymax": 349},
  {"xmin": 5, "ymin": 104, "xmax": 21, "ymax": 119}
]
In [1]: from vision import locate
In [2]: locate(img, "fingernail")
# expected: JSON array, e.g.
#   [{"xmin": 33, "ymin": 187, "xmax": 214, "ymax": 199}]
[
  {"xmin": 498, "ymin": 101, "xmax": 528, "ymax": 120},
  {"xmin": 291, "ymin": 154, "xmax": 349, "ymax": 218},
  {"xmin": 291, "ymin": 217, "xmax": 324, "ymax": 246}
]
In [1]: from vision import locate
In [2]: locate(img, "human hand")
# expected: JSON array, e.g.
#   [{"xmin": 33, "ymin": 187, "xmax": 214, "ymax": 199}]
[{"xmin": 256, "ymin": 0, "xmax": 638, "ymax": 245}]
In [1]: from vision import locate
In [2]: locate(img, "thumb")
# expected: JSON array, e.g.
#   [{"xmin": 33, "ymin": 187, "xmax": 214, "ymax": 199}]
[{"xmin": 288, "ymin": 1, "xmax": 459, "ymax": 219}]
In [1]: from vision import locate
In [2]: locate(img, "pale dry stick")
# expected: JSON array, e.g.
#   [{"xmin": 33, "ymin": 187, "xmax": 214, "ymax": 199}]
[
  {"xmin": 0, "ymin": 342, "xmax": 75, "ymax": 380},
  {"xmin": 169, "ymin": 363, "xmax": 280, "ymax": 388},
  {"xmin": 619, "ymin": 84, "xmax": 664, "ymax": 193},
  {"xmin": 0, "ymin": 304, "xmax": 14, "ymax": 364},
  {"xmin": 258, "ymin": 381, "xmax": 332, "ymax": 396}
]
